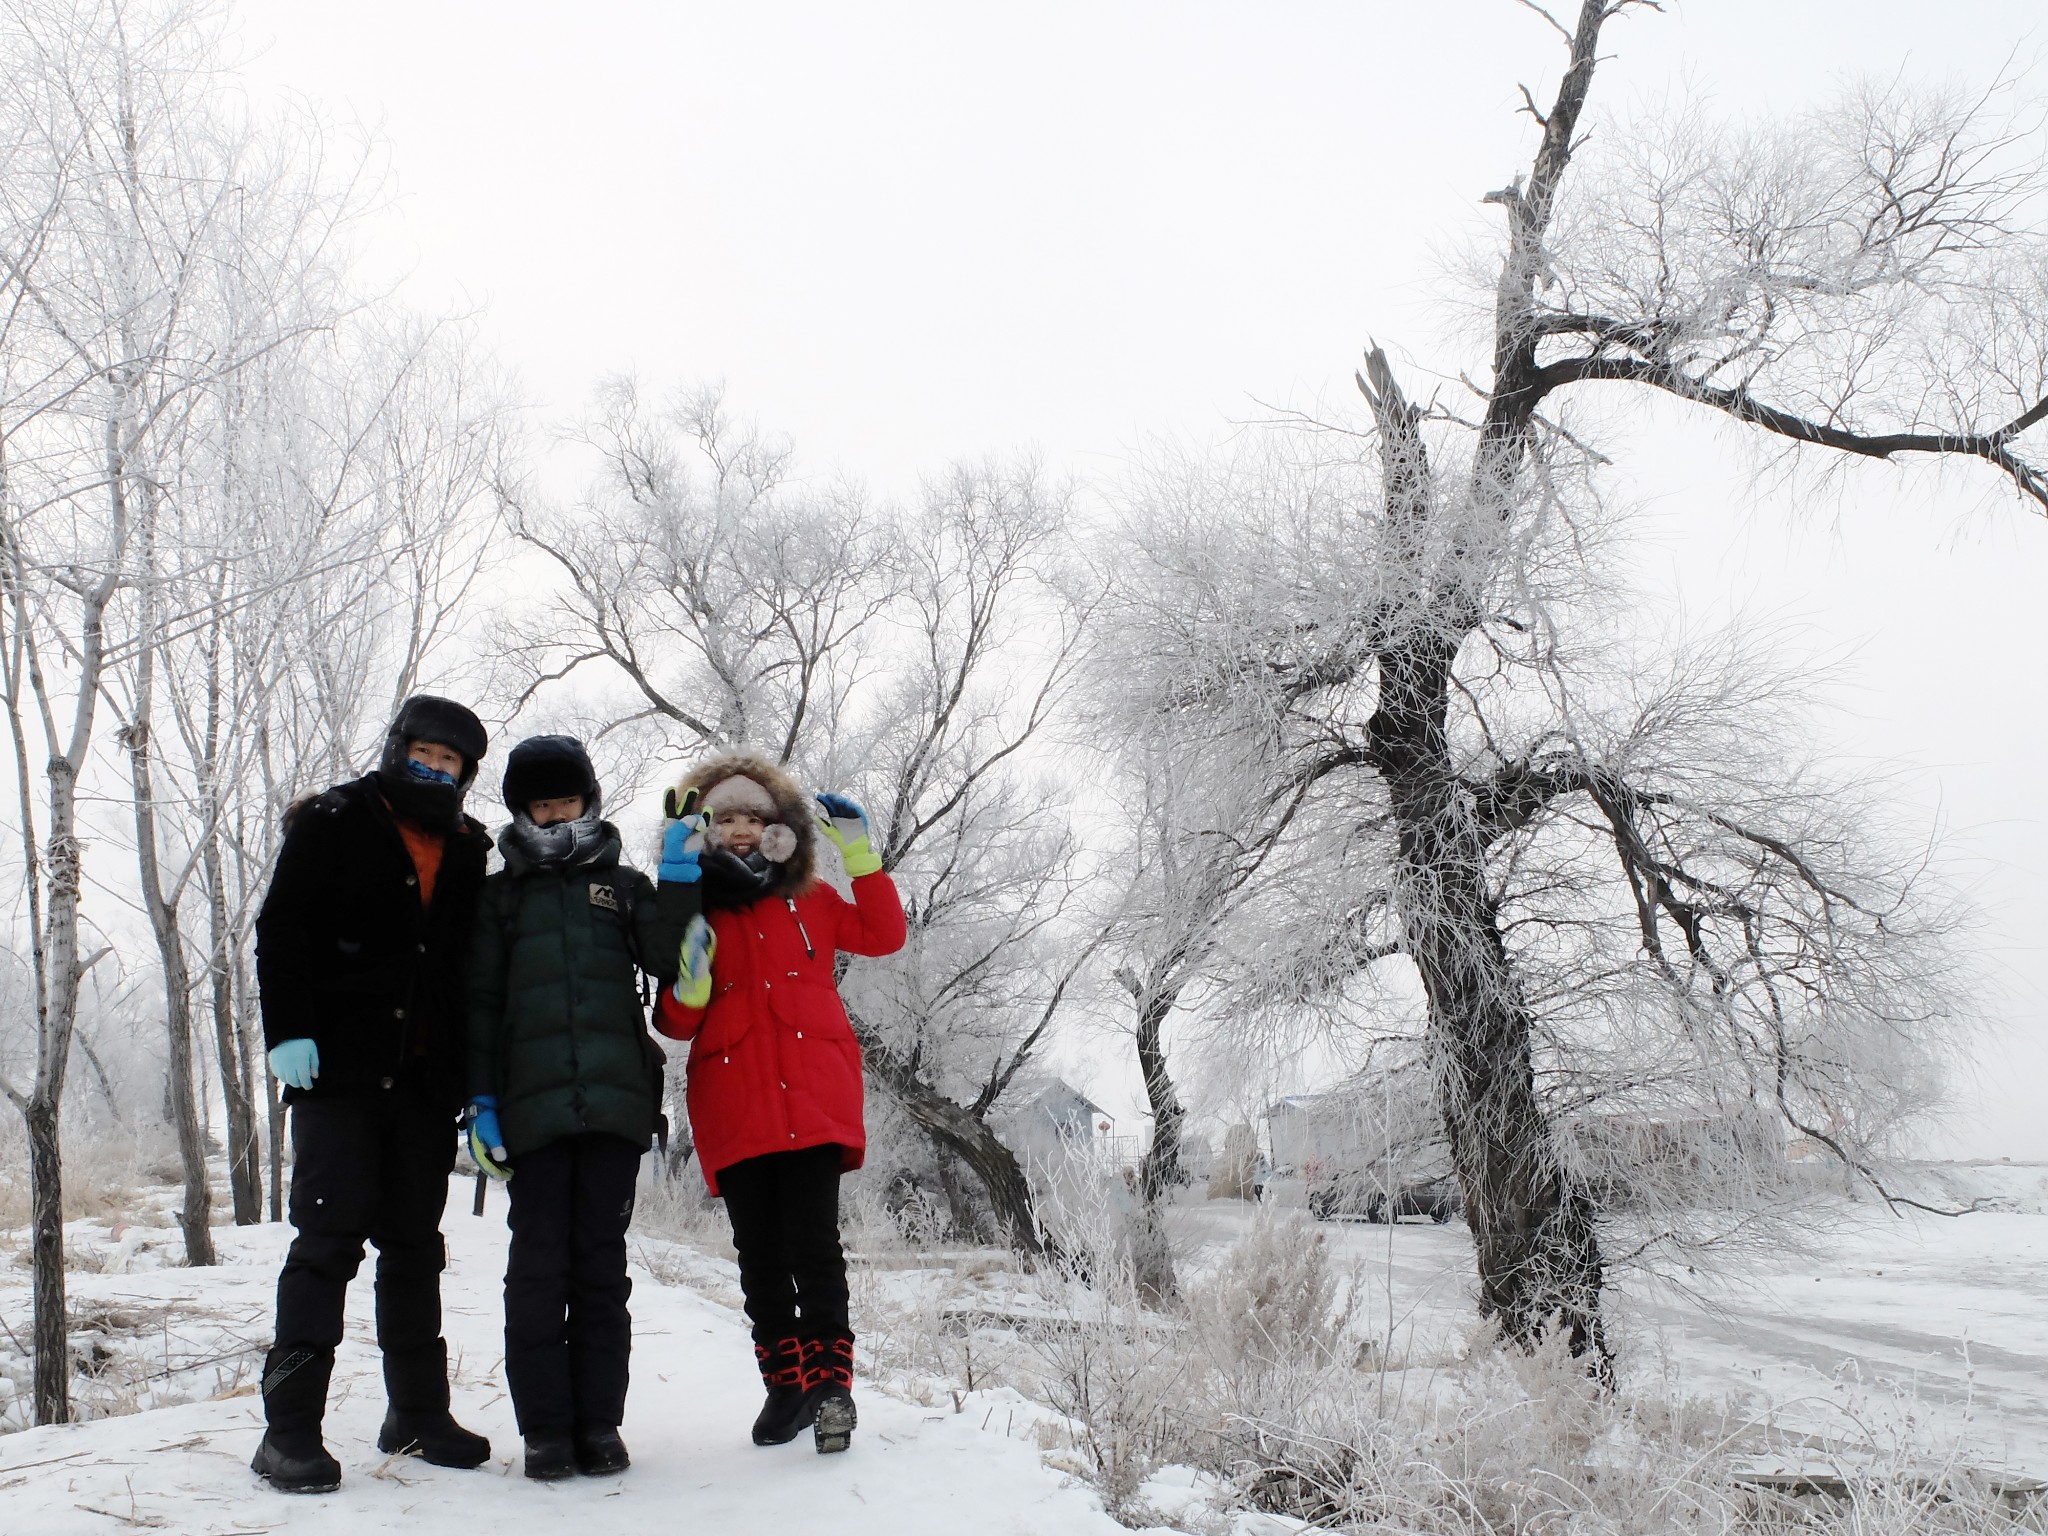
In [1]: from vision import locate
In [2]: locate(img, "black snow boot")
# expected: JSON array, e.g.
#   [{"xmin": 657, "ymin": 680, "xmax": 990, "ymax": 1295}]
[
  {"xmin": 378, "ymin": 1337, "xmax": 491, "ymax": 1468},
  {"xmin": 377, "ymin": 1407, "xmax": 491, "ymax": 1468},
  {"xmin": 801, "ymin": 1334, "xmax": 858, "ymax": 1456},
  {"xmin": 252, "ymin": 1345, "xmax": 341, "ymax": 1494},
  {"xmin": 751, "ymin": 1334, "xmax": 812, "ymax": 1447},
  {"xmin": 574, "ymin": 1425, "xmax": 631, "ymax": 1476},
  {"xmin": 524, "ymin": 1432, "xmax": 578, "ymax": 1481}
]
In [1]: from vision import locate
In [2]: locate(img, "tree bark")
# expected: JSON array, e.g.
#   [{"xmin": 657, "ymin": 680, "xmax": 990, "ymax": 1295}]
[
  {"xmin": 124, "ymin": 466, "xmax": 219, "ymax": 1265},
  {"xmin": 204, "ymin": 831, "xmax": 261, "ymax": 1223},
  {"xmin": 1129, "ymin": 987, "xmax": 1184, "ymax": 1304},
  {"xmin": 1360, "ymin": 327, "xmax": 1612, "ymax": 1370},
  {"xmin": 266, "ymin": 1072, "xmax": 285, "ymax": 1223},
  {"xmin": 1385, "ymin": 755, "xmax": 1608, "ymax": 1369},
  {"xmin": 1133, "ymin": 990, "xmax": 1185, "ymax": 1208},
  {"xmin": 25, "ymin": 1098, "xmax": 66, "ymax": 1423},
  {"xmin": 859, "ymin": 1037, "xmax": 1054, "ymax": 1262},
  {"xmin": 128, "ymin": 711, "xmax": 218, "ymax": 1266}
]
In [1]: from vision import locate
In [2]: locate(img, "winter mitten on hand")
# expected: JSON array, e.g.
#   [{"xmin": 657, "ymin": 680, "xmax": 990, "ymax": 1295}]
[
  {"xmin": 813, "ymin": 793, "xmax": 882, "ymax": 878},
  {"xmin": 671, "ymin": 915, "xmax": 716, "ymax": 1010},
  {"xmin": 267, "ymin": 1038, "xmax": 319, "ymax": 1091},
  {"xmin": 658, "ymin": 810, "xmax": 711, "ymax": 885},
  {"xmin": 466, "ymin": 1097, "xmax": 511, "ymax": 1180}
]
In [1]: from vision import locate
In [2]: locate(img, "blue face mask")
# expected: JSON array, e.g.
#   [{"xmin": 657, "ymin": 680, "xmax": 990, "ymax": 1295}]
[{"xmin": 404, "ymin": 757, "xmax": 458, "ymax": 786}]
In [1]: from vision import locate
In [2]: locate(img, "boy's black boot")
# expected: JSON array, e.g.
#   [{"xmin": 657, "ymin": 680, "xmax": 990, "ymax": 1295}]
[
  {"xmin": 524, "ymin": 1432, "xmax": 578, "ymax": 1481},
  {"xmin": 377, "ymin": 1338, "xmax": 491, "ymax": 1468},
  {"xmin": 377, "ymin": 1407, "xmax": 491, "ymax": 1468},
  {"xmin": 251, "ymin": 1345, "xmax": 342, "ymax": 1494},
  {"xmin": 803, "ymin": 1334, "xmax": 858, "ymax": 1456},
  {"xmin": 574, "ymin": 1425, "xmax": 631, "ymax": 1475},
  {"xmin": 750, "ymin": 1334, "xmax": 812, "ymax": 1446}
]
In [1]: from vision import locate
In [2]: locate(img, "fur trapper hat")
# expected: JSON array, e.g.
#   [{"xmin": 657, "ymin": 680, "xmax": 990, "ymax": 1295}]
[
  {"xmin": 677, "ymin": 753, "xmax": 816, "ymax": 894},
  {"xmin": 379, "ymin": 694, "xmax": 487, "ymax": 785}
]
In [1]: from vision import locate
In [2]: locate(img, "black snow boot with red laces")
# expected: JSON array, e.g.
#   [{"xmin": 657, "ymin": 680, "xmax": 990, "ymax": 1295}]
[
  {"xmin": 751, "ymin": 1334, "xmax": 812, "ymax": 1446},
  {"xmin": 801, "ymin": 1334, "xmax": 857, "ymax": 1455}
]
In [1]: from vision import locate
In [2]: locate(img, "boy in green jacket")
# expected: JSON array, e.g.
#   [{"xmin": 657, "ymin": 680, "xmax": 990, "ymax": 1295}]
[{"xmin": 467, "ymin": 736, "xmax": 699, "ymax": 1480}]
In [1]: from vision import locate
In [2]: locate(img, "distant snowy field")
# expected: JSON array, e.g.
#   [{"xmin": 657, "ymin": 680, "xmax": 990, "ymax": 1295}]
[{"xmin": 5, "ymin": 1166, "xmax": 2047, "ymax": 1531}]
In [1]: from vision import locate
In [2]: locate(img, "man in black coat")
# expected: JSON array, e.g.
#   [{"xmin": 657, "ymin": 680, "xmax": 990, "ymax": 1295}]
[{"xmin": 249, "ymin": 695, "xmax": 496, "ymax": 1494}]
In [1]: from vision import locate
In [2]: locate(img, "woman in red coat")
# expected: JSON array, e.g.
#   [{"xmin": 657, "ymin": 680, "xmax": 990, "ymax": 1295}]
[{"xmin": 653, "ymin": 754, "xmax": 904, "ymax": 1456}]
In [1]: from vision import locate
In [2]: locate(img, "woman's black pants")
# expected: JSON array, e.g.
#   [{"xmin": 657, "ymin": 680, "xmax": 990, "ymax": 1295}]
[
  {"xmin": 503, "ymin": 1132, "xmax": 643, "ymax": 1435},
  {"xmin": 718, "ymin": 1144, "xmax": 850, "ymax": 1346}
]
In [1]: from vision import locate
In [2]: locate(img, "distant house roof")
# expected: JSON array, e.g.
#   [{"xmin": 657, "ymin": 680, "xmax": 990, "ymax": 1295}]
[
  {"xmin": 1003, "ymin": 1075, "xmax": 1112, "ymax": 1122},
  {"xmin": 1265, "ymin": 1092, "xmax": 1345, "ymax": 1117}
]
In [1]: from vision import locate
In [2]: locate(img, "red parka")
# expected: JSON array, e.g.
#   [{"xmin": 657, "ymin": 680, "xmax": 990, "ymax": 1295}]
[{"xmin": 654, "ymin": 870, "xmax": 905, "ymax": 1194}]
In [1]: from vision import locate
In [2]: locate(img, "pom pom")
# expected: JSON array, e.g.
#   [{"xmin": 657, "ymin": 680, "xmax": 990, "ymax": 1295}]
[{"xmin": 760, "ymin": 823, "xmax": 797, "ymax": 863}]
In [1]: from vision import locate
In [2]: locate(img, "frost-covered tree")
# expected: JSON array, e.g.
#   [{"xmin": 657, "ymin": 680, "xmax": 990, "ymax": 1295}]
[
  {"xmin": 501, "ymin": 381, "xmax": 902, "ymax": 773},
  {"xmin": 506, "ymin": 399, "xmax": 1096, "ymax": 1255},
  {"xmin": 1103, "ymin": 0, "xmax": 2035, "ymax": 1368},
  {"xmin": 832, "ymin": 458, "xmax": 1096, "ymax": 1256},
  {"xmin": 0, "ymin": 0, "xmax": 509, "ymax": 1418}
]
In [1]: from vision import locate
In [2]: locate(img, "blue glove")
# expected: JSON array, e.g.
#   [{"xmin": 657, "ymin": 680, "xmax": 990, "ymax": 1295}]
[
  {"xmin": 268, "ymin": 1038, "xmax": 319, "ymax": 1090},
  {"xmin": 466, "ymin": 1097, "xmax": 511, "ymax": 1180},
  {"xmin": 659, "ymin": 811, "xmax": 710, "ymax": 885},
  {"xmin": 813, "ymin": 793, "xmax": 881, "ymax": 878}
]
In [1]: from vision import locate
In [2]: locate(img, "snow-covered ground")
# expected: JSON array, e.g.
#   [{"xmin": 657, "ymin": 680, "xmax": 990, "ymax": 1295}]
[
  {"xmin": 0, "ymin": 1182, "xmax": 1158, "ymax": 1536},
  {"xmin": 1184, "ymin": 1192, "xmax": 2048, "ymax": 1477},
  {"xmin": 9, "ymin": 1174, "xmax": 2048, "ymax": 1531}
]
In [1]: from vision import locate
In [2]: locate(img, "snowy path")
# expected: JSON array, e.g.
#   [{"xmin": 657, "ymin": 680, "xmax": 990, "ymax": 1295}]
[{"xmin": 0, "ymin": 1181, "xmax": 1138, "ymax": 1536}]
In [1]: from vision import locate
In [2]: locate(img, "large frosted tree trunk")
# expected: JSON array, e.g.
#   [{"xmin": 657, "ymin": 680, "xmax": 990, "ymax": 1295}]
[
  {"xmin": 1361, "ymin": 319, "xmax": 1611, "ymax": 1367},
  {"xmin": 1382, "ymin": 735, "xmax": 1608, "ymax": 1367}
]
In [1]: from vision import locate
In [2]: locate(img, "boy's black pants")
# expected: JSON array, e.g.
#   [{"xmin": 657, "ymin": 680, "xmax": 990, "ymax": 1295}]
[
  {"xmin": 271, "ymin": 1090, "xmax": 457, "ymax": 1433},
  {"xmin": 503, "ymin": 1132, "xmax": 643, "ymax": 1435},
  {"xmin": 718, "ymin": 1144, "xmax": 850, "ymax": 1347}
]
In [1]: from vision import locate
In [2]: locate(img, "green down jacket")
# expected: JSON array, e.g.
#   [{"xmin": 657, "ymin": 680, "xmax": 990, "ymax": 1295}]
[{"xmin": 468, "ymin": 824, "xmax": 695, "ymax": 1160}]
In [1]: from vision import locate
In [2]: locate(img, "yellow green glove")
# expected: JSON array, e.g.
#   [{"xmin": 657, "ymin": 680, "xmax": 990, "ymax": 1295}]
[
  {"xmin": 813, "ymin": 793, "xmax": 882, "ymax": 878},
  {"xmin": 466, "ymin": 1098, "xmax": 511, "ymax": 1180},
  {"xmin": 672, "ymin": 915, "xmax": 716, "ymax": 1010}
]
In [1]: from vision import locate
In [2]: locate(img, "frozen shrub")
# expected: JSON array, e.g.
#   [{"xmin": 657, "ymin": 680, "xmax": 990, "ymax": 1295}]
[
  {"xmin": 1027, "ymin": 1265, "xmax": 1188, "ymax": 1522},
  {"xmin": 1185, "ymin": 1208, "xmax": 1355, "ymax": 1394}
]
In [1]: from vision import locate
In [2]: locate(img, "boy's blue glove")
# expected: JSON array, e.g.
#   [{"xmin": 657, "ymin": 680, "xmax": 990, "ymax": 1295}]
[
  {"xmin": 268, "ymin": 1038, "xmax": 319, "ymax": 1090},
  {"xmin": 658, "ymin": 811, "xmax": 711, "ymax": 885},
  {"xmin": 813, "ymin": 793, "xmax": 882, "ymax": 878},
  {"xmin": 466, "ymin": 1097, "xmax": 511, "ymax": 1180},
  {"xmin": 671, "ymin": 915, "xmax": 716, "ymax": 1010}
]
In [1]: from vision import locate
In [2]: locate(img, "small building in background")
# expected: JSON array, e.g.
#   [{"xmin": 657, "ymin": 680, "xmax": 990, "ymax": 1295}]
[{"xmin": 993, "ymin": 1076, "xmax": 1121, "ymax": 1169}]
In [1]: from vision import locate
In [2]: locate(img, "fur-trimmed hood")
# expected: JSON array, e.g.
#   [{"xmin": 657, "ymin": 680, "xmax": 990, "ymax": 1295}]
[{"xmin": 677, "ymin": 752, "xmax": 817, "ymax": 903}]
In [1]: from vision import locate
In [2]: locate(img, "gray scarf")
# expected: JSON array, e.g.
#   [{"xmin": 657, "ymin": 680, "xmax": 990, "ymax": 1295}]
[{"xmin": 502, "ymin": 810, "xmax": 614, "ymax": 873}]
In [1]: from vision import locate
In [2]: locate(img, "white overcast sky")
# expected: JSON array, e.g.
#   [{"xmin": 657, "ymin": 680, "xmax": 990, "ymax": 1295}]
[{"xmin": 228, "ymin": 1, "xmax": 2048, "ymax": 1157}]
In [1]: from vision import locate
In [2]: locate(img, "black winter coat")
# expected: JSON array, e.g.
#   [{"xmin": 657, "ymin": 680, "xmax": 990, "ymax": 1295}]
[
  {"xmin": 255, "ymin": 775, "xmax": 492, "ymax": 1112},
  {"xmin": 468, "ymin": 826, "xmax": 694, "ymax": 1160}
]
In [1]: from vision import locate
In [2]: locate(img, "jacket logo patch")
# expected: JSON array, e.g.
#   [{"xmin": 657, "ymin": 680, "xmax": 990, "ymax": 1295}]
[{"xmin": 588, "ymin": 884, "xmax": 619, "ymax": 912}]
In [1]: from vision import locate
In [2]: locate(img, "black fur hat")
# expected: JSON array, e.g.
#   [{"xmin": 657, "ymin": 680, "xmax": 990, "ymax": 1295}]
[
  {"xmin": 379, "ymin": 695, "xmax": 487, "ymax": 785},
  {"xmin": 502, "ymin": 735, "xmax": 602, "ymax": 814}
]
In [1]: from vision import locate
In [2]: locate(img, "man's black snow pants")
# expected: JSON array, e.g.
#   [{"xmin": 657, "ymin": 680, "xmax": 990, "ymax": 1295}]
[
  {"xmin": 270, "ymin": 1090, "xmax": 458, "ymax": 1437},
  {"xmin": 718, "ymin": 1144, "xmax": 851, "ymax": 1348},
  {"xmin": 503, "ymin": 1132, "xmax": 643, "ymax": 1435}
]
